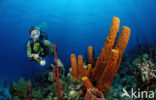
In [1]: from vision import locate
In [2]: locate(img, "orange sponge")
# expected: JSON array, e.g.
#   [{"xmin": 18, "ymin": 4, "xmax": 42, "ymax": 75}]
[
  {"xmin": 70, "ymin": 54, "xmax": 78, "ymax": 78},
  {"xmin": 96, "ymin": 26, "xmax": 131, "ymax": 91},
  {"xmin": 82, "ymin": 76, "xmax": 93, "ymax": 89},
  {"xmin": 88, "ymin": 46, "xmax": 95, "ymax": 66},
  {"xmin": 96, "ymin": 49, "xmax": 119, "ymax": 91},
  {"xmin": 114, "ymin": 26, "xmax": 131, "ymax": 73},
  {"xmin": 71, "ymin": 54, "xmax": 90, "ymax": 79},
  {"xmin": 87, "ymin": 64, "xmax": 92, "ymax": 79},
  {"xmin": 78, "ymin": 55, "xmax": 84, "ymax": 78},
  {"xmin": 92, "ymin": 17, "xmax": 120, "ymax": 82},
  {"xmin": 115, "ymin": 26, "xmax": 131, "ymax": 54},
  {"xmin": 70, "ymin": 17, "xmax": 131, "ymax": 93}
]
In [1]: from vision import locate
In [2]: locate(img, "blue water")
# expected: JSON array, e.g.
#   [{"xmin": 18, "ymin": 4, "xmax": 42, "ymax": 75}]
[{"xmin": 0, "ymin": 0, "xmax": 156, "ymax": 80}]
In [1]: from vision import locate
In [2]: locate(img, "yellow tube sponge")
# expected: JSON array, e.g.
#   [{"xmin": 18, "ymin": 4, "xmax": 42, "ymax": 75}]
[
  {"xmin": 82, "ymin": 76, "xmax": 93, "ymax": 89},
  {"xmin": 92, "ymin": 17, "xmax": 120, "ymax": 82},
  {"xmin": 70, "ymin": 54, "xmax": 78, "ymax": 78},
  {"xmin": 88, "ymin": 46, "xmax": 95, "ymax": 66},
  {"xmin": 96, "ymin": 49, "xmax": 119, "ymax": 91},
  {"xmin": 114, "ymin": 26, "xmax": 131, "ymax": 74}
]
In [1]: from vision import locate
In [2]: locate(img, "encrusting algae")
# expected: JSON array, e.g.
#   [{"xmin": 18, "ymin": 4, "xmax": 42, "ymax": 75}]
[{"xmin": 70, "ymin": 17, "xmax": 131, "ymax": 92}]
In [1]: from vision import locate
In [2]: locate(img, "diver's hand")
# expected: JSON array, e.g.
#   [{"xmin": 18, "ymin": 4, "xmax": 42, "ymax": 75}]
[
  {"xmin": 40, "ymin": 60, "xmax": 46, "ymax": 66},
  {"xmin": 33, "ymin": 54, "xmax": 39, "ymax": 60}
]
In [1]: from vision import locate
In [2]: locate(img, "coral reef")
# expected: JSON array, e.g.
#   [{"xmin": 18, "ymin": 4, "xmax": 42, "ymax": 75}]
[
  {"xmin": 9, "ymin": 57, "xmax": 85, "ymax": 100},
  {"xmin": 133, "ymin": 53, "xmax": 156, "ymax": 90},
  {"xmin": 105, "ymin": 44, "xmax": 156, "ymax": 100},
  {"xmin": 105, "ymin": 53, "xmax": 136, "ymax": 100},
  {"xmin": 9, "ymin": 56, "xmax": 67, "ymax": 100},
  {"xmin": 9, "ymin": 78, "xmax": 29, "ymax": 99},
  {"xmin": 9, "ymin": 78, "xmax": 42, "ymax": 100},
  {"xmin": 8, "ymin": 16, "xmax": 135, "ymax": 100},
  {"xmin": 8, "ymin": 43, "xmax": 156, "ymax": 100}
]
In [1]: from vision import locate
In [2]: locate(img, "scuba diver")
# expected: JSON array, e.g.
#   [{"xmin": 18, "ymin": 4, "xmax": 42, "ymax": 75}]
[{"xmin": 26, "ymin": 25, "xmax": 54, "ymax": 66}]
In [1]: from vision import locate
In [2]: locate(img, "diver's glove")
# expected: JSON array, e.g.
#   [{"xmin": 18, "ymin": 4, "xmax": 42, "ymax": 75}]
[
  {"xmin": 39, "ymin": 57, "xmax": 46, "ymax": 66},
  {"xmin": 33, "ymin": 54, "xmax": 40, "ymax": 60},
  {"xmin": 33, "ymin": 54, "xmax": 46, "ymax": 66}
]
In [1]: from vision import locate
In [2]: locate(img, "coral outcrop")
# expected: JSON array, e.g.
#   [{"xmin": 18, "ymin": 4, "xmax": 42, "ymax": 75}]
[
  {"xmin": 9, "ymin": 78, "xmax": 41, "ymax": 100},
  {"xmin": 133, "ymin": 53, "xmax": 156, "ymax": 90},
  {"xmin": 70, "ymin": 17, "xmax": 131, "ymax": 92}
]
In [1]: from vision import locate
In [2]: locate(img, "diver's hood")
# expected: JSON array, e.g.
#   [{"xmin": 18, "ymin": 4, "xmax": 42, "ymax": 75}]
[{"xmin": 31, "ymin": 30, "xmax": 40, "ymax": 40}]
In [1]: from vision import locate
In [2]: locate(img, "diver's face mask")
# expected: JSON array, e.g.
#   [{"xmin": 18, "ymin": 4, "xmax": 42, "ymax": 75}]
[{"xmin": 31, "ymin": 30, "xmax": 40, "ymax": 40}]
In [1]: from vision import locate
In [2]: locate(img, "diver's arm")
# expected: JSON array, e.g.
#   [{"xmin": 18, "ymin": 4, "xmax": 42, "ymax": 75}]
[
  {"xmin": 27, "ymin": 41, "xmax": 34, "ymax": 60},
  {"xmin": 27, "ymin": 41, "xmax": 40, "ymax": 62},
  {"xmin": 44, "ymin": 40, "xmax": 54, "ymax": 56}
]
